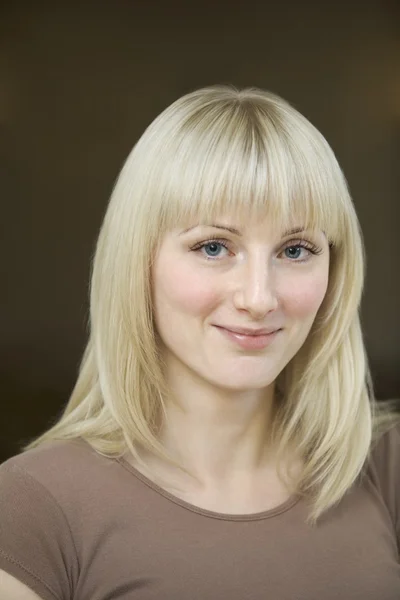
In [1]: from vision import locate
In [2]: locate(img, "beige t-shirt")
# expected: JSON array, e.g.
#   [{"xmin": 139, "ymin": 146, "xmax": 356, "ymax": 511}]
[{"xmin": 1, "ymin": 424, "xmax": 400, "ymax": 600}]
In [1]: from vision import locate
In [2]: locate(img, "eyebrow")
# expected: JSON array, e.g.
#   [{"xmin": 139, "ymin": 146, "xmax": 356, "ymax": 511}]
[{"xmin": 180, "ymin": 224, "xmax": 307, "ymax": 237}]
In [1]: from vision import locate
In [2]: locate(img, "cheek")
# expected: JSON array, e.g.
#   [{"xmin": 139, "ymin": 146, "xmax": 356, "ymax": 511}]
[
  {"xmin": 282, "ymin": 273, "xmax": 329, "ymax": 317},
  {"xmin": 153, "ymin": 260, "xmax": 218, "ymax": 318}
]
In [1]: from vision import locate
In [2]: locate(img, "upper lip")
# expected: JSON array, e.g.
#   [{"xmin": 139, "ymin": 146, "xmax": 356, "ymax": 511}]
[{"xmin": 215, "ymin": 325, "xmax": 281, "ymax": 336}]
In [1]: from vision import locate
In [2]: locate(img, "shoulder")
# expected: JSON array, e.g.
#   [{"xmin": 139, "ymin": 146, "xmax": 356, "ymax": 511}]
[
  {"xmin": 2, "ymin": 437, "xmax": 100, "ymax": 473},
  {"xmin": 0, "ymin": 438, "xmax": 120, "ymax": 527},
  {"xmin": 366, "ymin": 420, "xmax": 400, "ymax": 529},
  {"xmin": 0, "ymin": 441, "xmax": 92, "ymax": 600},
  {"xmin": 369, "ymin": 420, "xmax": 400, "ymax": 476},
  {"xmin": 1, "ymin": 438, "xmax": 109, "ymax": 495},
  {"xmin": 0, "ymin": 438, "xmax": 101, "ymax": 537}
]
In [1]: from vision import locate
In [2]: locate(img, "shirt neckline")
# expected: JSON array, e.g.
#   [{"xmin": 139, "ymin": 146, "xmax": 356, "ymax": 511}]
[{"xmin": 116, "ymin": 455, "xmax": 301, "ymax": 521}]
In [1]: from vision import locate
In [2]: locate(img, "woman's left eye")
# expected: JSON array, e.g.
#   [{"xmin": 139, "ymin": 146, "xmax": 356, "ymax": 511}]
[
  {"xmin": 284, "ymin": 246, "xmax": 303, "ymax": 259},
  {"xmin": 281, "ymin": 242, "xmax": 322, "ymax": 261}
]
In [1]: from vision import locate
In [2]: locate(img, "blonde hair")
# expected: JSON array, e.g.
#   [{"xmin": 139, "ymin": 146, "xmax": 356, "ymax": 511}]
[{"xmin": 25, "ymin": 85, "xmax": 400, "ymax": 525}]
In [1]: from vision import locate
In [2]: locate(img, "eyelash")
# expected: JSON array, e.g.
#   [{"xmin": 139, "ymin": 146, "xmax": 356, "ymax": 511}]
[{"xmin": 190, "ymin": 238, "xmax": 323, "ymax": 262}]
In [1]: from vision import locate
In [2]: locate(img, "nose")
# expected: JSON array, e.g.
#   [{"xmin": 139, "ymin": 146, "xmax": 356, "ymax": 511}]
[{"xmin": 232, "ymin": 257, "xmax": 278, "ymax": 319}]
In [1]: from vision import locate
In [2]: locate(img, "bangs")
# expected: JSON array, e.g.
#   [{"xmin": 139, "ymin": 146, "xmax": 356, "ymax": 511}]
[{"xmin": 153, "ymin": 99, "xmax": 347, "ymax": 244}]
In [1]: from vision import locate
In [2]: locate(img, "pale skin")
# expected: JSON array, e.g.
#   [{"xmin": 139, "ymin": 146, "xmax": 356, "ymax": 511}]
[
  {"xmin": 0, "ymin": 569, "xmax": 42, "ymax": 599},
  {"xmin": 135, "ymin": 214, "xmax": 331, "ymax": 512}
]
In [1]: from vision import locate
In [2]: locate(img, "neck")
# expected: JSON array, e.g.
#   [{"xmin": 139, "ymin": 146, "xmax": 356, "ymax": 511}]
[{"xmin": 154, "ymin": 361, "xmax": 278, "ymax": 487}]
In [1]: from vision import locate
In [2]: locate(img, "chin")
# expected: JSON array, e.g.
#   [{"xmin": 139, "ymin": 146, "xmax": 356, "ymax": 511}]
[
  {"xmin": 213, "ymin": 361, "xmax": 280, "ymax": 387},
  {"xmin": 208, "ymin": 372, "xmax": 277, "ymax": 392}
]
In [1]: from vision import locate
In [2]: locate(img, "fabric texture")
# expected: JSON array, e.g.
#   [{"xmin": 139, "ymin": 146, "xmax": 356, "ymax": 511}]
[{"xmin": 1, "ymin": 424, "xmax": 400, "ymax": 600}]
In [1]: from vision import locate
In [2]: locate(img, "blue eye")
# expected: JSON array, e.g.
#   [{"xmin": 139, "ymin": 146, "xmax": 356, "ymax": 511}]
[
  {"xmin": 284, "ymin": 246, "xmax": 303, "ymax": 259},
  {"xmin": 282, "ymin": 241, "xmax": 322, "ymax": 261},
  {"xmin": 204, "ymin": 242, "xmax": 224, "ymax": 257},
  {"xmin": 190, "ymin": 239, "xmax": 230, "ymax": 260}
]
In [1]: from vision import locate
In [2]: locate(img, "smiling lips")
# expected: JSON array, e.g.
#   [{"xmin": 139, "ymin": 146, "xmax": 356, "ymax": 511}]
[{"xmin": 213, "ymin": 325, "xmax": 282, "ymax": 350}]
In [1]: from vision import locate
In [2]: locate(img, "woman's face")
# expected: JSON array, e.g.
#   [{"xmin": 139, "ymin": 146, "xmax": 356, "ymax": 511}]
[{"xmin": 151, "ymin": 215, "xmax": 330, "ymax": 391}]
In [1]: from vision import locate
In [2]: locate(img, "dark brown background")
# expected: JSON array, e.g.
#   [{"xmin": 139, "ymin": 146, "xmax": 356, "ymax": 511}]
[{"xmin": 1, "ymin": 1, "xmax": 399, "ymax": 461}]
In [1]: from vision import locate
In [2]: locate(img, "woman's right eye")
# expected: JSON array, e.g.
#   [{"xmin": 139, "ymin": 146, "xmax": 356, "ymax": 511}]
[{"xmin": 190, "ymin": 239, "xmax": 231, "ymax": 260}]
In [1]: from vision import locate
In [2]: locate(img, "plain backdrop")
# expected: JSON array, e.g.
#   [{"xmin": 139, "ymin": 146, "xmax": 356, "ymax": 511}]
[{"xmin": 1, "ymin": 0, "xmax": 399, "ymax": 461}]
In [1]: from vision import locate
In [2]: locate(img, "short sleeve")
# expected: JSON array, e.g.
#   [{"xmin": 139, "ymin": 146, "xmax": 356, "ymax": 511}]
[{"xmin": 0, "ymin": 460, "xmax": 78, "ymax": 600}]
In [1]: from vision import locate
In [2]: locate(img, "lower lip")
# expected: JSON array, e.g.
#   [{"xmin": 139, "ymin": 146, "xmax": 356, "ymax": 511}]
[{"xmin": 214, "ymin": 326, "xmax": 281, "ymax": 350}]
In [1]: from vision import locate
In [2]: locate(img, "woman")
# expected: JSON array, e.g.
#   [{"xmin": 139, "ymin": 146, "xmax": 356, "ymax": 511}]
[{"xmin": 1, "ymin": 85, "xmax": 399, "ymax": 599}]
